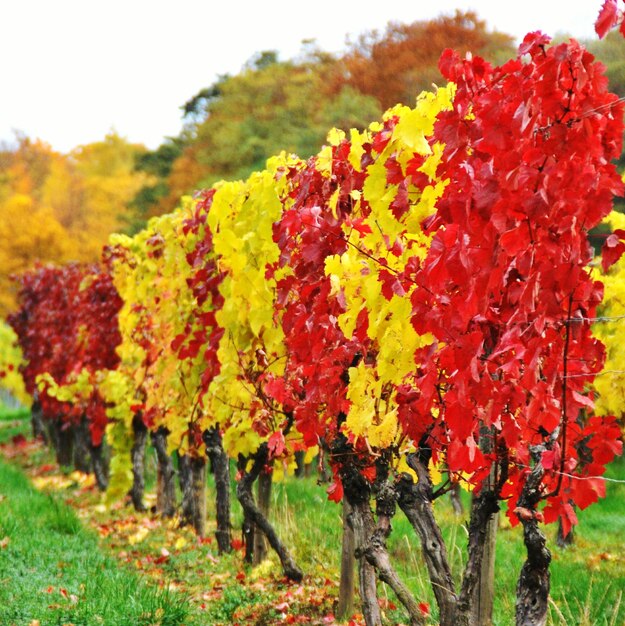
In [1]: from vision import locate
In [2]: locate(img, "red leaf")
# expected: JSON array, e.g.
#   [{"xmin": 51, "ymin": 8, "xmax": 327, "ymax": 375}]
[
  {"xmin": 596, "ymin": 0, "xmax": 619, "ymax": 38},
  {"xmin": 418, "ymin": 602, "xmax": 430, "ymax": 616},
  {"xmin": 361, "ymin": 465, "xmax": 377, "ymax": 483},
  {"xmin": 560, "ymin": 502, "xmax": 578, "ymax": 537},
  {"xmin": 541, "ymin": 449, "xmax": 557, "ymax": 470},
  {"xmin": 231, "ymin": 538, "xmax": 245, "ymax": 551},
  {"xmin": 601, "ymin": 229, "xmax": 625, "ymax": 271},
  {"xmin": 326, "ymin": 479, "xmax": 343, "ymax": 503},
  {"xmin": 267, "ymin": 431, "xmax": 285, "ymax": 458}
]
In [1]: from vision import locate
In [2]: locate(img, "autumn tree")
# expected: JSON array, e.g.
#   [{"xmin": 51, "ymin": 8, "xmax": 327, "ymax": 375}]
[
  {"xmin": 333, "ymin": 11, "xmax": 515, "ymax": 110},
  {"xmin": 0, "ymin": 133, "xmax": 153, "ymax": 316},
  {"xmin": 134, "ymin": 47, "xmax": 381, "ymax": 217}
]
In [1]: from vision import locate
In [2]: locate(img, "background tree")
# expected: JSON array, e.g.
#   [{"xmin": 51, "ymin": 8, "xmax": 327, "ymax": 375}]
[
  {"xmin": 332, "ymin": 11, "xmax": 515, "ymax": 110},
  {"xmin": 0, "ymin": 134, "xmax": 153, "ymax": 316}
]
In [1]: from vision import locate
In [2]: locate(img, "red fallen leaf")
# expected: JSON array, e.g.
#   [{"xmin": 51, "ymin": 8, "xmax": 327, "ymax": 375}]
[
  {"xmin": 39, "ymin": 464, "xmax": 56, "ymax": 473},
  {"xmin": 231, "ymin": 538, "xmax": 245, "ymax": 551},
  {"xmin": 154, "ymin": 555, "xmax": 169, "ymax": 565},
  {"xmin": 199, "ymin": 536, "xmax": 213, "ymax": 544},
  {"xmin": 236, "ymin": 571, "xmax": 246, "ymax": 581},
  {"xmin": 46, "ymin": 586, "xmax": 54, "ymax": 593},
  {"xmin": 11, "ymin": 434, "xmax": 27, "ymax": 448},
  {"xmin": 59, "ymin": 588, "xmax": 68, "ymax": 599},
  {"xmin": 418, "ymin": 602, "xmax": 430, "ymax": 616}
]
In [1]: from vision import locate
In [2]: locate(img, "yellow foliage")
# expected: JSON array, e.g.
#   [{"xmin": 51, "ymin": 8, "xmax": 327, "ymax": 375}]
[
  {"xmin": 325, "ymin": 85, "xmax": 454, "ymax": 451},
  {"xmin": 593, "ymin": 210, "xmax": 625, "ymax": 421},
  {"xmin": 0, "ymin": 134, "xmax": 153, "ymax": 316},
  {"xmin": 0, "ymin": 321, "xmax": 30, "ymax": 406}
]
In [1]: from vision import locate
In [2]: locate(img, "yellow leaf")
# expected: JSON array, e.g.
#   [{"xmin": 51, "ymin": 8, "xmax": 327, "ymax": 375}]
[
  {"xmin": 174, "ymin": 536, "xmax": 188, "ymax": 550},
  {"xmin": 128, "ymin": 526, "xmax": 149, "ymax": 545},
  {"xmin": 368, "ymin": 409, "xmax": 399, "ymax": 449}
]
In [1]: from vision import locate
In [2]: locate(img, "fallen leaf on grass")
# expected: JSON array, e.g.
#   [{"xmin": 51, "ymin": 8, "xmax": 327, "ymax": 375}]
[
  {"xmin": 32, "ymin": 475, "xmax": 74, "ymax": 490},
  {"xmin": 128, "ymin": 526, "xmax": 149, "ymax": 545},
  {"xmin": 0, "ymin": 536, "xmax": 9, "ymax": 548}
]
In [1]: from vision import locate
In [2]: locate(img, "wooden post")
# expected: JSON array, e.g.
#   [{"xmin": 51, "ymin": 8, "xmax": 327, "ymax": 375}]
[
  {"xmin": 470, "ymin": 431, "xmax": 498, "ymax": 626},
  {"xmin": 472, "ymin": 509, "xmax": 498, "ymax": 625},
  {"xmin": 336, "ymin": 499, "xmax": 356, "ymax": 621}
]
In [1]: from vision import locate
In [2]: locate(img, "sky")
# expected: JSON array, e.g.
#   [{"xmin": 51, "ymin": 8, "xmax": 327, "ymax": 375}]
[{"xmin": 0, "ymin": 0, "xmax": 608, "ymax": 154}]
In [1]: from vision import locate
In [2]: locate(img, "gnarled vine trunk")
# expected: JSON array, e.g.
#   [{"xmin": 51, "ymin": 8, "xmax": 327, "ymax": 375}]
[
  {"xmin": 396, "ymin": 460, "xmax": 457, "ymax": 626},
  {"xmin": 129, "ymin": 412, "xmax": 148, "ymax": 512},
  {"xmin": 31, "ymin": 398, "xmax": 47, "ymax": 443},
  {"xmin": 90, "ymin": 441, "xmax": 109, "ymax": 491},
  {"xmin": 236, "ymin": 444, "xmax": 303, "ymax": 582},
  {"xmin": 203, "ymin": 426, "xmax": 232, "ymax": 553},
  {"xmin": 342, "ymin": 460, "xmax": 425, "ymax": 626},
  {"xmin": 151, "ymin": 428, "xmax": 176, "ymax": 518},
  {"xmin": 53, "ymin": 421, "xmax": 74, "ymax": 468},
  {"xmin": 73, "ymin": 415, "xmax": 92, "ymax": 474},
  {"xmin": 516, "ymin": 462, "xmax": 551, "ymax": 626},
  {"xmin": 180, "ymin": 452, "xmax": 207, "ymax": 536},
  {"xmin": 253, "ymin": 469, "xmax": 272, "ymax": 565}
]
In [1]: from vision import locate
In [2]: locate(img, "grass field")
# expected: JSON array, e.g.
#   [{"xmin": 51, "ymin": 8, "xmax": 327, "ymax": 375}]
[{"xmin": 0, "ymin": 406, "xmax": 623, "ymax": 625}]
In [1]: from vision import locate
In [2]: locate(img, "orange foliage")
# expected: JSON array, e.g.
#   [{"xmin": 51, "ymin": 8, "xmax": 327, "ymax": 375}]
[
  {"xmin": 333, "ymin": 11, "xmax": 515, "ymax": 109},
  {"xmin": 151, "ymin": 145, "xmax": 209, "ymax": 217},
  {"xmin": 0, "ymin": 134, "xmax": 152, "ymax": 316}
]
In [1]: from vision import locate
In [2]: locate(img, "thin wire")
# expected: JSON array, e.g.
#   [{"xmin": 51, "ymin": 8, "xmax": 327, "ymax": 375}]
[
  {"xmin": 512, "ymin": 462, "xmax": 625, "ymax": 484},
  {"xmin": 567, "ymin": 315, "xmax": 625, "ymax": 323},
  {"xmin": 561, "ymin": 474, "xmax": 625, "ymax": 484},
  {"xmin": 578, "ymin": 95, "xmax": 625, "ymax": 118},
  {"xmin": 563, "ymin": 369, "xmax": 625, "ymax": 379}
]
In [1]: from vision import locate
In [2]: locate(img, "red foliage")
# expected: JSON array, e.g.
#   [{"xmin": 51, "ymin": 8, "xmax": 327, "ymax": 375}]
[
  {"xmin": 8, "ymin": 263, "xmax": 122, "ymax": 445},
  {"xmin": 406, "ymin": 34, "xmax": 624, "ymax": 524},
  {"xmin": 595, "ymin": 0, "xmax": 625, "ymax": 38},
  {"xmin": 269, "ymin": 33, "xmax": 624, "ymax": 532}
]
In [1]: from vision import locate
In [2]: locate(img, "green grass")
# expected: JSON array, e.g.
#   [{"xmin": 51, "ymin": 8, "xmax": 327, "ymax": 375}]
[
  {"xmin": 0, "ymin": 404, "xmax": 31, "ymax": 444},
  {"xmin": 0, "ymin": 405, "xmax": 30, "ymax": 421},
  {"xmin": 254, "ymin": 461, "xmax": 625, "ymax": 625},
  {"xmin": 1, "ymin": 409, "xmax": 623, "ymax": 625},
  {"xmin": 0, "ymin": 460, "xmax": 190, "ymax": 626}
]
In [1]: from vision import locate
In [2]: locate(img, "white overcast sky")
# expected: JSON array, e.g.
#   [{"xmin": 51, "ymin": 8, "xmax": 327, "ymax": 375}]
[{"xmin": 0, "ymin": 0, "xmax": 608, "ymax": 153}]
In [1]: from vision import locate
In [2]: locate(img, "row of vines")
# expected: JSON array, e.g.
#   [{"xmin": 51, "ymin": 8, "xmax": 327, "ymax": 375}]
[{"xmin": 3, "ymin": 30, "xmax": 625, "ymax": 626}]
